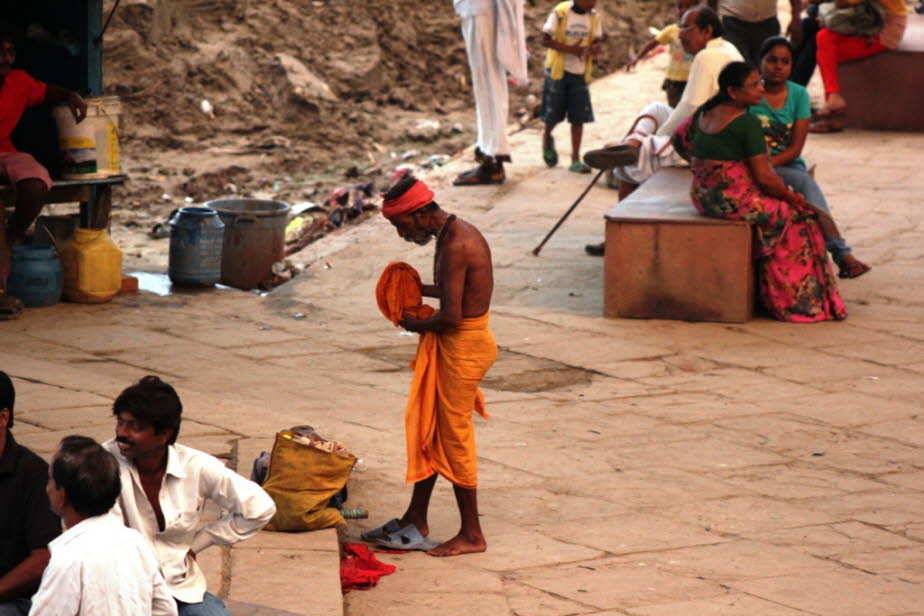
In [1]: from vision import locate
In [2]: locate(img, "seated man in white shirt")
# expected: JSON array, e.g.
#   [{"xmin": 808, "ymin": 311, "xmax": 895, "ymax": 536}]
[
  {"xmin": 29, "ymin": 436, "xmax": 177, "ymax": 616},
  {"xmin": 587, "ymin": 6, "xmax": 742, "ymax": 256},
  {"xmin": 104, "ymin": 376, "xmax": 276, "ymax": 616}
]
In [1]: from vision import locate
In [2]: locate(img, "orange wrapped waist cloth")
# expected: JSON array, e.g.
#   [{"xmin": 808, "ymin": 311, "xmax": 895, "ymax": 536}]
[{"xmin": 376, "ymin": 262, "xmax": 497, "ymax": 489}]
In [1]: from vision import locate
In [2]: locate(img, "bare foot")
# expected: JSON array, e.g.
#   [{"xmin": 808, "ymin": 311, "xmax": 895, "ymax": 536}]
[
  {"xmin": 426, "ymin": 533, "xmax": 486, "ymax": 557},
  {"xmin": 837, "ymin": 254, "xmax": 871, "ymax": 279}
]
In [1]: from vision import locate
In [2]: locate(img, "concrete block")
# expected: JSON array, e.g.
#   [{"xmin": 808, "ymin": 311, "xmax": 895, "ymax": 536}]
[
  {"xmin": 603, "ymin": 168, "xmax": 753, "ymax": 323},
  {"xmin": 841, "ymin": 15, "xmax": 924, "ymax": 132}
]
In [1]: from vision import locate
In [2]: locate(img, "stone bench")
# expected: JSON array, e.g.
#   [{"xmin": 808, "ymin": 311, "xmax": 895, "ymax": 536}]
[
  {"xmin": 603, "ymin": 167, "xmax": 754, "ymax": 323},
  {"xmin": 841, "ymin": 14, "xmax": 924, "ymax": 132}
]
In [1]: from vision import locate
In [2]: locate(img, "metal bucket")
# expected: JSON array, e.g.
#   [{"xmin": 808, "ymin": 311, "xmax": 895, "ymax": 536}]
[
  {"xmin": 169, "ymin": 207, "xmax": 225, "ymax": 286},
  {"xmin": 205, "ymin": 198, "xmax": 290, "ymax": 290}
]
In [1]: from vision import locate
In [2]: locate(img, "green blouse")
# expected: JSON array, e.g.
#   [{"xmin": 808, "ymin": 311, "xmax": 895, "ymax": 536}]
[{"xmin": 692, "ymin": 112, "xmax": 768, "ymax": 161}]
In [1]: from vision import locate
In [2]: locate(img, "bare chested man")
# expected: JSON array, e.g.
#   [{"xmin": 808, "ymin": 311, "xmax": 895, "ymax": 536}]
[{"xmin": 366, "ymin": 174, "xmax": 497, "ymax": 556}]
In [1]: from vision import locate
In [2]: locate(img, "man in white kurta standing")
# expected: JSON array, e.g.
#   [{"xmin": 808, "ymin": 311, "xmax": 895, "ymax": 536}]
[{"xmin": 452, "ymin": 0, "xmax": 528, "ymax": 186}]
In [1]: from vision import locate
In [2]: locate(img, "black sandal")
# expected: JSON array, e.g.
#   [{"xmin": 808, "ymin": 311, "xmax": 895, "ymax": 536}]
[
  {"xmin": 584, "ymin": 144, "xmax": 639, "ymax": 170},
  {"xmin": 453, "ymin": 163, "xmax": 505, "ymax": 186}
]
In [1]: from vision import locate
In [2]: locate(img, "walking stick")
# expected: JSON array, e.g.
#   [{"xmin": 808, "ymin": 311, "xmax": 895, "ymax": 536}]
[{"xmin": 531, "ymin": 168, "xmax": 605, "ymax": 256}]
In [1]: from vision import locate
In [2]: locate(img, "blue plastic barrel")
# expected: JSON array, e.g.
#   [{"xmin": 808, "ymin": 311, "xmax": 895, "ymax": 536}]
[
  {"xmin": 7, "ymin": 244, "xmax": 64, "ymax": 307},
  {"xmin": 168, "ymin": 207, "xmax": 225, "ymax": 286}
]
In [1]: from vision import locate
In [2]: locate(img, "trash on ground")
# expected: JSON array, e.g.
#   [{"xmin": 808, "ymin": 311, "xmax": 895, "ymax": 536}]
[{"xmin": 199, "ymin": 99, "xmax": 215, "ymax": 118}]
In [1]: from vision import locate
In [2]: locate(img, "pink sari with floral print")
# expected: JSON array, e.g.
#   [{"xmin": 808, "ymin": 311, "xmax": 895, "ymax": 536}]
[{"xmin": 690, "ymin": 159, "xmax": 846, "ymax": 322}]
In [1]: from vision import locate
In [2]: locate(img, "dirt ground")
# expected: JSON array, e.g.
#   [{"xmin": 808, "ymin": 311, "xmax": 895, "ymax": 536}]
[{"xmin": 77, "ymin": 0, "xmax": 674, "ymax": 273}]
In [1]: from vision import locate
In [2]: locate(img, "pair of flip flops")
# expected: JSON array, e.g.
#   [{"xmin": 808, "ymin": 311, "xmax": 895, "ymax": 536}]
[
  {"xmin": 0, "ymin": 295, "xmax": 23, "ymax": 320},
  {"xmin": 360, "ymin": 518, "xmax": 438, "ymax": 551}
]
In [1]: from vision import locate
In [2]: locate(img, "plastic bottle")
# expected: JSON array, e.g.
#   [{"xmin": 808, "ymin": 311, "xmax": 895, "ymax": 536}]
[{"xmin": 60, "ymin": 228, "xmax": 122, "ymax": 303}]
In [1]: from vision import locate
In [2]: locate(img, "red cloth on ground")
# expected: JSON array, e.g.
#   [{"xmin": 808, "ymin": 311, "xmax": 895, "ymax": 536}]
[
  {"xmin": 0, "ymin": 70, "xmax": 47, "ymax": 152},
  {"xmin": 340, "ymin": 542, "xmax": 397, "ymax": 592},
  {"xmin": 815, "ymin": 28, "xmax": 887, "ymax": 95}
]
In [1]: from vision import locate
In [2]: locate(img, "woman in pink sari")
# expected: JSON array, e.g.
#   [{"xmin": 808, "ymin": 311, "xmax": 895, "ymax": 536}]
[{"xmin": 676, "ymin": 62, "xmax": 847, "ymax": 322}]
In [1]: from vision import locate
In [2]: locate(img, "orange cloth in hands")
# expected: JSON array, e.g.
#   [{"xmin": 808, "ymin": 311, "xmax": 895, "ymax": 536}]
[
  {"xmin": 375, "ymin": 262, "xmax": 435, "ymax": 325},
  {"xmin": 375, "ymin": 262, "xmax": 497, "ymax": 489}
]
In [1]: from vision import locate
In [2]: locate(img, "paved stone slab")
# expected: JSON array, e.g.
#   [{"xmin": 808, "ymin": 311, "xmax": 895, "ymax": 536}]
[
  {"xmin": 343, "ymin": 591, "xmax": 510, "ymax": 616},
  {"xmin": 611, "ymin": 540, "xmax": 834, "ymax": 582},
  {"xmin": 833, "ymin": 547, "xmax": 924, "ymax": 583},
  {"xmin": 729, "ymin": 568, "xmax": 924, "ymax": 616},
  {"xmin": 535, "ymin": 512, "xmax": 725, "ymax": 556},
  {"xmin": 12, "ymin": 383, "xmax": 112, "ymax": 412},
  {"xmin": 511, "ymin": 557, "xmax": 725, "ymax": 611},
  {"xmin": 229, "ymin": 547, "xmax": 342, "ymax": 616},
  {"xmin": 25, "ymin": 324, "xmax": 182, "ymax": 352},
  {"xmin": 626, "ymin": 592, "xmax": 811, "ymax": 615},
  {"xmin": 751, "ymin": 521, "xmax": 919, "ymax": 558},
  {"xmin": 15, "ymin": 405, "xmax": 113, "ymax": 430},
  {"xmin": 651, "ymin": 494, "xmax": 841, "ymax": 535}
]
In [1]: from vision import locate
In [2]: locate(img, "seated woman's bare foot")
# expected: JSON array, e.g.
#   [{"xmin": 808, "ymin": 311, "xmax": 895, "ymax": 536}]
[
  {"xmin": 823, "ymin": 92, "xmax": 847, "ymax": 114},
  {"xmin": 838, "ymin": 254, "xmax": 871, "ymax": 279},
  {"xmin": 426, "ymin": 533, "xmax": 486, "ymax": 557}
]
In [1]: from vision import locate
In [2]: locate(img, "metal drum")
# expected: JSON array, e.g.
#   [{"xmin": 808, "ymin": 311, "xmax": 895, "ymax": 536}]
[{"xmin": 168, "ymin": 207, "xmax": 225, "ymax": 286}]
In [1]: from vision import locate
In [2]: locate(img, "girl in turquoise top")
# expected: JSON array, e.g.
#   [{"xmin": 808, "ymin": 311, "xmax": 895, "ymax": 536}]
[
  {"xmin": 749, "ymin": 36, "xmax": 870, "ymax": 279},
  {"xmin": 684, "ymin": 61, "xmax": 847, "ymax": 322}
]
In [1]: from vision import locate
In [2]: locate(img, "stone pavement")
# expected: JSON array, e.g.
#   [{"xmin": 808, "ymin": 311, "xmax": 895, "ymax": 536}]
[{"xmin": 5, "ymin": 39, "xmax": 924, "ymax": 616}]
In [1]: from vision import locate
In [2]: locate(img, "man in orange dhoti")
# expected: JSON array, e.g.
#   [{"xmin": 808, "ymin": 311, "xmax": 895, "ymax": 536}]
[{"xmin": 367, "ymin": 175, "xmax": 497, "ymax": 556}]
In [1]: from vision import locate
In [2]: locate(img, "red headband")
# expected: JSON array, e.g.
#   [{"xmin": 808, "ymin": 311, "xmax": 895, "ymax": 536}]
[{"xmin": 381, "ymin": 180, "xmax": 435, "ymax": 220}]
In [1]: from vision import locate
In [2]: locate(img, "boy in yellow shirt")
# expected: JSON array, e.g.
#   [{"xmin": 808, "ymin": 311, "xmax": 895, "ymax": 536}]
[
  {"xmin": 624, "ymin": 0, "xmax": 695, "ymax": 107},
  {"xmin": 540, "ymin": 0, "xmax": 603, "ymax": 174}
]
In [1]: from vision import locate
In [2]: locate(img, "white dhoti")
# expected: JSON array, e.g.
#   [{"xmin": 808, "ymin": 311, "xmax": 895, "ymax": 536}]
[
  {"xmin": 612, "ymin": 102, "xmax": 686, "ymax": 185},
  {"xmin": 461, "ymin": 12, "xmax": 509, "ymax": 158}
]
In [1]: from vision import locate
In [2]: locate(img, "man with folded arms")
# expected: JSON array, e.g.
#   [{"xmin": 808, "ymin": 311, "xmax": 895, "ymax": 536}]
[{"xmin": 105, "ymin": 376, "xmax": 276, "ymax": 616}]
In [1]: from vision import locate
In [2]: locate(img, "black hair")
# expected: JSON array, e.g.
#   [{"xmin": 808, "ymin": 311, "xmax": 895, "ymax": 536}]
[
  {"xmin": 383, "ymin": 174, "xmax": 418, "ymax": 202},
  {"xmin": 52, "ymin": 436, "xmax": 122, "ymax": 517},
  {"xmin": 112, "ymin": 375, "xmax": 182, "ymax": 444},
  {"xmin": 0, "ymin": 30, "xmax": 15, "ymax": 46},
  {"xmin": 698, "ymin": 61, "xmax": 758, "ymax": 114},
  {"xmin": 758, "ymin": 35, "xmax": 794, "ymax": 61},
  {"xmin": 691, "ymin": 6, "xmax": 723, "ymax": 38},
  {"xmin": 0, "ymin": 371, "xmax": 13, "ymax": 428},
  {"xmin": 382, "ymin": 174, "xmax": 437, "ymax": 214}
]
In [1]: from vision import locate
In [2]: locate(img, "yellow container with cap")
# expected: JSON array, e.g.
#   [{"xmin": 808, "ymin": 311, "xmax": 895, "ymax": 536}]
[{"xmin": 61, "ymin": 228, "xmax": 122, "ymax": 303}]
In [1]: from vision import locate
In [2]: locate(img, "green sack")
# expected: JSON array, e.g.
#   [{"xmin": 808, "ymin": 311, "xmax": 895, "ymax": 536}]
[
  {"xmin": 819, "ymin": 0, "xmax": 887, "ymax": 38},
  {"xmin": 262, "ymin": 430, "xmax": 357, "ymax": 531}
]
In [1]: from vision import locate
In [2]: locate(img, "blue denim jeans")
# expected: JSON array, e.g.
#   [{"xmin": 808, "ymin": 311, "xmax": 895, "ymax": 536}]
[
  {"xmin": 0, "ymin": 599, "xmax": 31, "ymax": 616},
  {"xmin": 775, "ymin": 160, "xmax": 851, "ymax": 262},
  {"xmin": 177, "ymin": 592, "xmax": 230, "ymax": 616}
]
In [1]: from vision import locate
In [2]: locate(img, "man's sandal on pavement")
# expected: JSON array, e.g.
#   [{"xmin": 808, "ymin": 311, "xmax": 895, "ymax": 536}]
[
  {"xmin": 376, "ymin": 523, "xmax": 438, "ymax": 552},
  {"xmin": 569, "ymin": 161, "xmax": 592, "ymax": 174},
  {"xmin": 583, "ymin": 144, "xmax": 639, "ymax": 170},
  {"xmin": 0, "ymin": 295, "xmax": 23, "ymax": 321},
  {"xmin": 453, "ymin": 163, "xmax": 505, "ymax": 186},
  {"xmin": 360, "ymin": 518, "xmax": 403, "ymax": 542}
]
